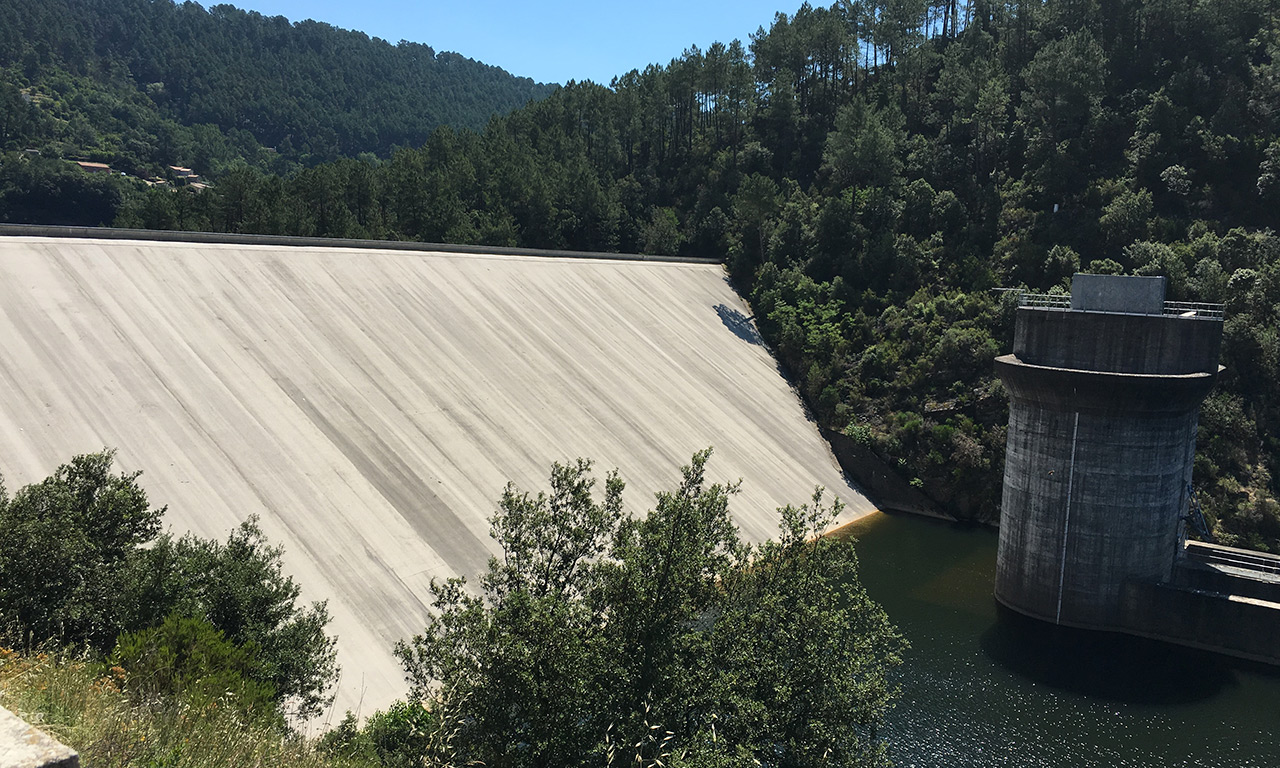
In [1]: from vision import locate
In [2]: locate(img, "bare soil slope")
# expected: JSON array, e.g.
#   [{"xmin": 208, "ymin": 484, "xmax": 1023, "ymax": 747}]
[{"xmin": 0, "ymin": 237, "xmax": 874, "ymax": 722}]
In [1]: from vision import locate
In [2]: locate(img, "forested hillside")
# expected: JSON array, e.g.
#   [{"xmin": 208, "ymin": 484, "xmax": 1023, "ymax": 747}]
[
  {"xmin": 0, "ymin": 0, "xmax": 554, "ymax": 172},
  {"xmin": 3, "ymin": 0, "xmax": 1278, "ymax": 551}
]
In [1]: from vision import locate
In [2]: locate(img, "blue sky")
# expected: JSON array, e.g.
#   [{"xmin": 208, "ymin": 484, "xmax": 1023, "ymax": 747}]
[{"xmin": 227, "ymin": 0, "xmax": 796, "ymax": 85}]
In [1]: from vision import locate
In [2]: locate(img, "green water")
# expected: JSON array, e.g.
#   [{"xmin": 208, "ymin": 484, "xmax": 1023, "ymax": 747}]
[{"xmin": 847, "ymin": 512, "xmax": 1280, "ymax": 767}]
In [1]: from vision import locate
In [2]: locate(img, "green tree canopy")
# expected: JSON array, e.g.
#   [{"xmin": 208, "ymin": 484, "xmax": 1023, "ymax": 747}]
[
  {"xmin": 396, "ymin": 450, "xmax": 905, "ymax": 767},
  {"xmin": 0, "ymin": 451, "xmax": 161, "ymax": 648},
  {"xmin": 124, "ymin": 517, "xmax": 339, "ymax": 719},
  {"xmin": 0, "ymin": 451, "xmax": 338, "ymax": 720}
]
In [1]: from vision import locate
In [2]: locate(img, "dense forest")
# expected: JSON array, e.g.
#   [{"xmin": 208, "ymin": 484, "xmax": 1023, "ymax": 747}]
[
  {"xmin": 2, "ymin": 0, "xmax": 1279, "ymax": 552},
  {"xmin": 0, "ymin": 0, "xmax": 554, "ymax": 175}
]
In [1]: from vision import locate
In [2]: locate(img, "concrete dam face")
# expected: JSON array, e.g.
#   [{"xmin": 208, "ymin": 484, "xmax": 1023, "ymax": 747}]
[{"xmin": 0, "ymin": 235, "xmax": 875, "ymax": 720}]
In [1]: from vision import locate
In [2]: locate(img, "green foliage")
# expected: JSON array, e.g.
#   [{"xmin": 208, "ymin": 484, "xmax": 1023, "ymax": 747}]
[
  {"xmin": 0, "ymin": 451, "xmax": 338, "ymax": 720},
  {"xmin": 110, "ymin": 612, "xmax": 278, "ymax": 722},
  {"xmin": 125, "ymin": 517, "xmax": 339, "ymax": 719},
  {"xmin": 822, "ymin": 99, "xmax": 904, "ymax": 192},
  {"xmin": 0, "ymin": 649, "xmax": 363, "ymax": 768},
  {"xmin": 0, "ymin": 154, "xmax": 126, "ymax": 225},
  {"xmin": 0, "ymin": 450, "xmax": 161, "ymax": 648},
  {"xmin": 1100, "ymin": 189, "xmax": 1154, "ymax": 250},
  {"xmin": 643, "ymin": 206, "xmax": 684, "ymax": 255},
  {"xmin": 394, "ymin": 451, "xmax": 904, "ymax": 767},
  {"xmin": 705, "ymin": 490, "xmax": 903, "ymax": 766},
  {"xmin": 1043, "ymin": 244, "xmax": 1081, "ymax": 287},
  {"xmin": 320, "ymin": 702, "xmax": 437, "ymax": 768}
]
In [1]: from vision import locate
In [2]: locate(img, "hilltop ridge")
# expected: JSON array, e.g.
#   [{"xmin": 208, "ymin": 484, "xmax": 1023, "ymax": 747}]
[{"xmin": 0, "ymin": 0, "xmax": 556, "ymax": 172}]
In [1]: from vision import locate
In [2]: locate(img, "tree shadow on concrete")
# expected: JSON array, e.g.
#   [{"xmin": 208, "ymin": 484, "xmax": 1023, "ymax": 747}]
[
  {"xmin": 979, "ymin": 602, "xmax": 1241, "ymax": 706},
  {"xmin": 715, "ymin": 303, "xmax": 764, "ymax": 346}
]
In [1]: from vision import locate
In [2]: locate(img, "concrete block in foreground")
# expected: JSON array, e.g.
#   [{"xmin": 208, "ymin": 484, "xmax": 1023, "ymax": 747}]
[{"xmin": 0, "ymin": 706, "xmax": 78, "ymax": 768}]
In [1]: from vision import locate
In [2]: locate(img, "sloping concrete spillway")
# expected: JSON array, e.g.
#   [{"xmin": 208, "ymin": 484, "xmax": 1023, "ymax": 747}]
[{"xmin": 0, "ymin": 236, "xmax": 875, "ymax": 722}]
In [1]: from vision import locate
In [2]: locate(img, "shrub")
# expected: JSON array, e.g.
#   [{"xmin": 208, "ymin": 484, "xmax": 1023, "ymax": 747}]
[{"xmin": 110, "ymin": 612, "xmax": 277, "ymax": 722}]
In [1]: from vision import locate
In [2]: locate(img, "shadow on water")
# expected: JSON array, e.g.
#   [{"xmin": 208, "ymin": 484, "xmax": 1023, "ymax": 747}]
[
  {"xmin": 853, "ymin": 513, "xmax": 1280, "ymax": 766},
  {"xmin": 980, "ymin": 602, "xmax": 1235, "ymax": 705},
  {"xmin": 714, "ymin": 303, "xmax": 764, "ymax": 346}
]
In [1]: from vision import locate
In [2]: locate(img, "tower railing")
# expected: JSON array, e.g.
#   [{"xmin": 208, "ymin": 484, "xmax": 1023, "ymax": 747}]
[
  {"xmin": 1011, "ymin": 292, "xmax": 1225, "ymax": 318},
  {"xmin": 1162, "ymin": 301, "xmax": 1225, "ymax": 318},
  {"xmin": 1016, "ymin": 292, "xmax": 1072, "ymax": 309}
]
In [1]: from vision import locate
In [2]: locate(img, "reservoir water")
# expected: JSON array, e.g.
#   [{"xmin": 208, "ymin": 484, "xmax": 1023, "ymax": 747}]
[{"xmin": 845, "ymin": 512, "xmax": 1280, "ymax": 767}]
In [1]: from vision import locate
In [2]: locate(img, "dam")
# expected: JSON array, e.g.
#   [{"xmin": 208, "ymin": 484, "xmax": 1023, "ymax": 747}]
[
  {"xmin": 995, "ymin": 273, "xmax": 1280, "ymax": 663},
  {"xmin": 0, "ymin": 231, "xmax": 875, "ymax": 721}
]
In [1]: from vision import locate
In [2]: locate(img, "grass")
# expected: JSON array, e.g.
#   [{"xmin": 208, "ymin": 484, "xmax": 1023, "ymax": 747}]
[
  {"xmin": 1, "ymin": 647, "xmax": 694, "ymax": 767},
  {"xmin": 0, "ymin": 646, "xmax": 367, "ymax": 768}
]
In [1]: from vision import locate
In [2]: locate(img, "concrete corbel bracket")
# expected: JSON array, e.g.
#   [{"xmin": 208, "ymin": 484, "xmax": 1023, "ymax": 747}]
[{"xmin": 0, "ymin": 705, "xmax": 79, "ymax": 768}]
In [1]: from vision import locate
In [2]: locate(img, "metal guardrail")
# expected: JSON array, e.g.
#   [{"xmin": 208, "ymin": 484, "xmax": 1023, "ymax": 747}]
[
  {"xmin": 1163, "ymin": 301, "xmax": 1225, "ymax": 318},
  {"xmin": 1012, "ymin": 292, "xmax": 1225, "ymax": 318},
  {"xmin": 1017, "ymin": 292, "xmax": 1072, "ymax": 308}
]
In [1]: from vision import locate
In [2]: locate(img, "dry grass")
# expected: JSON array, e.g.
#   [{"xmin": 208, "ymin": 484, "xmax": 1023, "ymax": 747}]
[{"xmin": 0, "ymin": 647, "xmax": 368, "ymax": 768}]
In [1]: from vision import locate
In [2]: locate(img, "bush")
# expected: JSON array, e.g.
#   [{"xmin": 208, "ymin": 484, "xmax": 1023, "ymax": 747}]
[
  {"xmin": 124, "ymin": 518, "xmax": 339, "ymax": 719},
  {"xmin": 0, "ymin": 648, "xmax": 354, "ymax": 768},
  {"xmin": 394, "ymin": 451, "xmax": 905, "ymax": 767},
  {"xmin": 321, "ymin": 702, "xmax": 437, "ymax": 768},
  {"xmin": 0, "ymin": 451, "xmax": 338, "ymax": 720},
  {"xmin": 0, "ymin": 451, "xmax": 162, "ymax": 649},
  {"xmin": 110, "ymin": 613, "xmax": 277, "ymax": 722}
]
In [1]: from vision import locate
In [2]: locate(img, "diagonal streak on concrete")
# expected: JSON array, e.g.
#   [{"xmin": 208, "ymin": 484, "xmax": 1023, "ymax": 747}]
[{"xmin": 0, "ymin": 236, "xmax": 875, "ymax": 725}]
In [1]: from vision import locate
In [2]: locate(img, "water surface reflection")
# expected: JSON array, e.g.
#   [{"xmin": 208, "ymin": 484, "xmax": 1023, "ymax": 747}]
[
  {"xmin": 981, "ymin": 605, "xmax": 1234, "ymax": 706},
  {"xmin": 844, "ymin": 512, "xmax": 1280, "ymax": 767}
]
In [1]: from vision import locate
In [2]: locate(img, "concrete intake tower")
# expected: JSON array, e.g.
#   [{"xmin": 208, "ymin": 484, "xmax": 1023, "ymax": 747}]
[{"xmin": 993, "ymin": 274, "xmax": 1223, "ymax": 631}]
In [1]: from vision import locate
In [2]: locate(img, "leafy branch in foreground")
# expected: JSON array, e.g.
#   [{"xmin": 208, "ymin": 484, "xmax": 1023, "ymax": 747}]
[{"xmin": 395, "ymin": 449, "xmax": 906, "ymax": 768}]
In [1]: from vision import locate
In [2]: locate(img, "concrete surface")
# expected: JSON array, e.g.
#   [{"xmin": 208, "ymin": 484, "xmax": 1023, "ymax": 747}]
[
  {"xmin": 0, "ymin": 236, "xmax": 875, "ymax": 726},
  {"xmin": 1069, "ymin": 273, "xmax": 1166, "ymax": 314},
  {"xmin": 0, "ymin": 705, "xmax": 78, "ymax": 768},
  {"xmin": 1013, "ymin": 308, "xmax": 1223, "ymax": 375},
  {"xmin": 1118, "ymin": 577, "xmax": 1280, "ymax": 666},
  {"xmin": 0, "ymin": 223, "xmax": 721, "ymax": 265},
  {"xmin": 995, "ymin": 281, "xmax": 1221, "ymax": 630},
  {"xmin": 994, "ymin": 369, "xmax": 1202, "ymax": 626}
]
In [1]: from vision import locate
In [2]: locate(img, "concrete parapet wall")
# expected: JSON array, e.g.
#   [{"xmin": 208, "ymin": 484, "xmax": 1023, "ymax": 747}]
[
  {"xmin": 1013, "ymin": 308, "xmax": 1222, "ymax": 375},
  {"xmin": 1119, "ymin": 580, "xmax": 1280, "ymax": 665},
  {"xmin": 0, "ymin": 706, "xmax": 78, "ymax": 768},
  {"xmin": 0, "ymin": 223, "xmax": 721, "ymax": 265}
]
